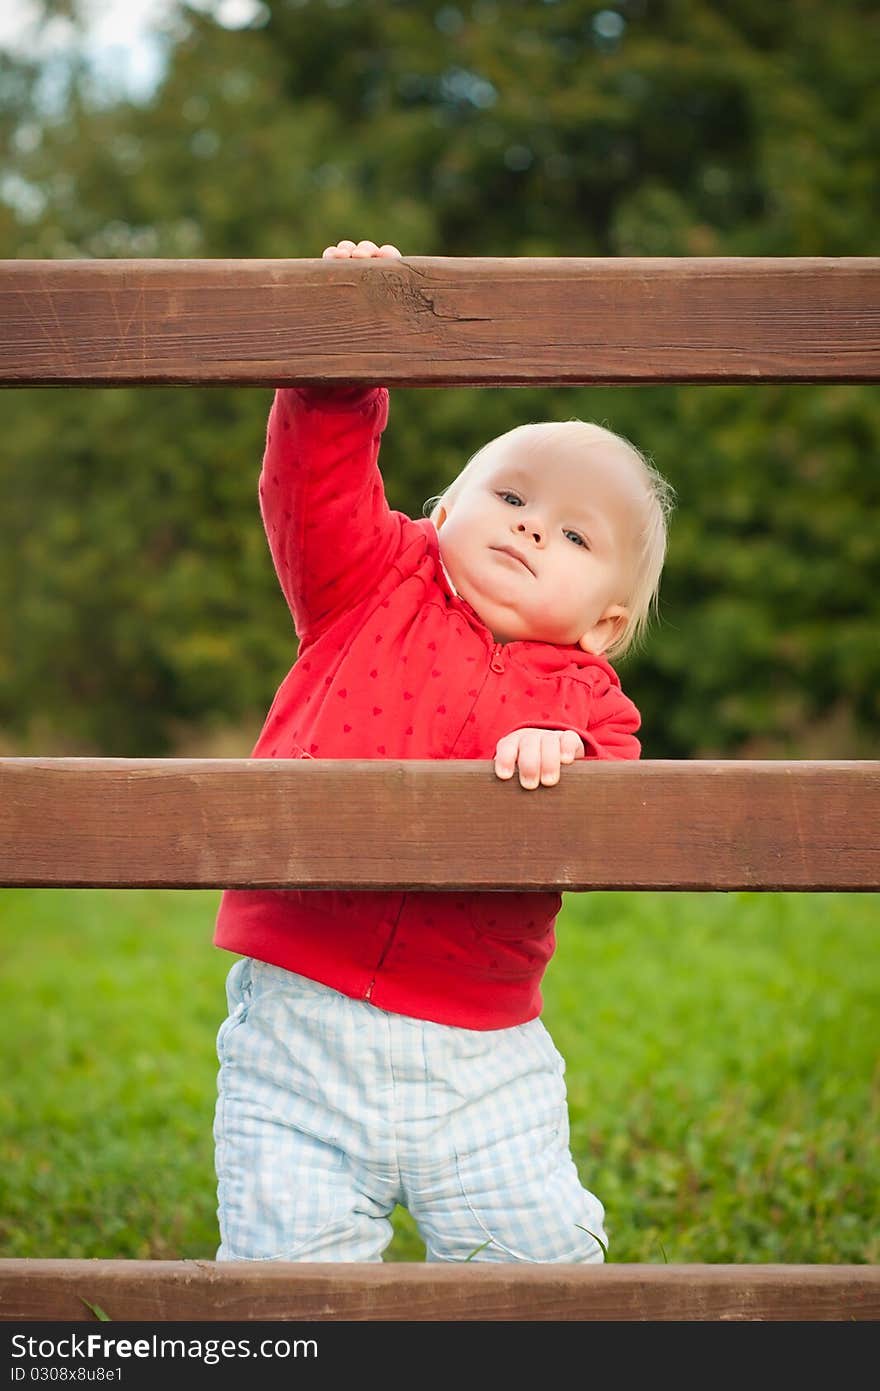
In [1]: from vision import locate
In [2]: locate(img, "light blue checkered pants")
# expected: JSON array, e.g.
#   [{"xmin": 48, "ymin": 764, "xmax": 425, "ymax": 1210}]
[{"xmin": 214, "ymin": 957, "xmax": 607, "ymax": 1263}]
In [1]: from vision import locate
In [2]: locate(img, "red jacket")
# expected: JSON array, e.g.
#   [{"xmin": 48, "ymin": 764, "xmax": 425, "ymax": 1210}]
[{"xmin": 214, "ymin": 385, "xmax": 642, "ymax": 1029}]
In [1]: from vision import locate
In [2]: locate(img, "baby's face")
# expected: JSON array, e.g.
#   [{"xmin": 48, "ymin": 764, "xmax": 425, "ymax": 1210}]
[{"xmin": 435, "ymin": 431, "xmax": 645, "ymax": 652}]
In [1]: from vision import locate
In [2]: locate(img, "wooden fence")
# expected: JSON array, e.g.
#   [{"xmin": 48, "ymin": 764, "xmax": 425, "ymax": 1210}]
[{"xmin": 1, "ymin": 258, "xmax": 878, "ymax": 1321}]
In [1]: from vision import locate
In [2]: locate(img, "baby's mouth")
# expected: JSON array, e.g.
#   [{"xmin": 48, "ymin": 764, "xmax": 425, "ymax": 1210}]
[{"xmin": 490, "ymin": 545, "xmax": 535, "ymax": 576}]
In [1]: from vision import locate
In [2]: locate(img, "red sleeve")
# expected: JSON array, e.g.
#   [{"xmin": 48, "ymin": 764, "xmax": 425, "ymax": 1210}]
[
  {"xmin": 259, "ymin": 384, "xmax": 403, "ymax": 642},
  {"xmin": 505, "ymin": 672, "xmax": 642, "ymax": 761},
  {"xmin": 578, "ymin": 687, "xmax": 642, "ymax": 760}
]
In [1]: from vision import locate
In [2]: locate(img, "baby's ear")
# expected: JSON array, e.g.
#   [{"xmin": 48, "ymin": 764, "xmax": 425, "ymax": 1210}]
[{"xmin": 578, "ymin": 606, "xmax": 628, "ymax": 656}]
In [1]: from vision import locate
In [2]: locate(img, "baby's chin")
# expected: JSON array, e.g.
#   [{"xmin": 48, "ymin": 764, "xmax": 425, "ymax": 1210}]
[
  {"xmin": 476, "ymin": 596, "xmax": 584, "ymax": 647},
  {"xmin": 459, "ymin": 587, "xmax": 551, "ymax": 645},
  {"xmin": 444, "ymin": 555, "xmax": 574, "ymax": 644},
  {"xmin": 449, "ymin": 572, "xmax": 519, "ymax": 632}
]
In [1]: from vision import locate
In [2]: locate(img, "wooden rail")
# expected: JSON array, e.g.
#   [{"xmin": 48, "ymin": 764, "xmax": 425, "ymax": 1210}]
[
  {"xmin": 1, "ymin": 256, "xmax": 878, "ymax": 386},
  {"xmin": 2, "ymin": 1261, "xmax": 878, "ymax": 1322},
  {"xmin": 1, "ymin": 757, "xmax": 878, "ymax": 891}
]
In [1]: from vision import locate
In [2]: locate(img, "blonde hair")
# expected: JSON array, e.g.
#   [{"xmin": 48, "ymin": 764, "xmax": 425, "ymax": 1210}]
[{"xmin": 423, "ymin": 419, "xmax": 675, "ymax": 662}]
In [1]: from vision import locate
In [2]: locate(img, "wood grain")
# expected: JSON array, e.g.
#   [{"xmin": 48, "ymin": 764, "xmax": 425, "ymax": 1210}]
[
  {"xmin": 0, "ymin": 1260, "xmax": 877, "ymax": 1321},
  {"xmin": 1, "ymin": 758, "xmax": 877, "ymax": 891},
  {"xmin": 1, "ymin": 257, "xmax": 878, "ymax": 385}
]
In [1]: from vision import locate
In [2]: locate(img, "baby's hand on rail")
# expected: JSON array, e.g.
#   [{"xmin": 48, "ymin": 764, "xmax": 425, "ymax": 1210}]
[
  {"xmin": 322, "ymin": 240, "xmax": 403, "ymax": 259},
  {"xmin": 494, "ymin": 728, "xmax": 585, "ymax": 790}
]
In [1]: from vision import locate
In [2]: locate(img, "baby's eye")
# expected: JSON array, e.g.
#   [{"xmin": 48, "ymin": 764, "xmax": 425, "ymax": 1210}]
[
  {"xmin": 498, "ymin": 490, "xmax": 523, "ymax": 506},
  {"xmin": 564, "ymin": 529, "xmax": 589, "ymax": 548}
]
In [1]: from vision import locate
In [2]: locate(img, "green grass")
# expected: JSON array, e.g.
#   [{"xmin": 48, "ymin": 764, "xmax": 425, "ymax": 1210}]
[{"xmin": 0, "ymin": 888, "xmax": 877, "ymax": 1263}]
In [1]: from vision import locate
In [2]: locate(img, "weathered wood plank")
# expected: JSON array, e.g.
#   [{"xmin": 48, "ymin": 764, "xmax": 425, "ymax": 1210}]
[
  {"xmin": 0, "ymin": 1260, "xmax": 877, "ymax": 1322},
  {"xmin": 1, "ymin": 257, "xmax": 878, "ymax": 386},
  {"xmin": 1, "ymin": 758, "xmax": 877, "ymax": 891}
]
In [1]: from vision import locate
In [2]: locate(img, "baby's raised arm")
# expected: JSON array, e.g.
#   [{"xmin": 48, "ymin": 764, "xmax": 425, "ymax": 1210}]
[{"xmin": 258, "ymin": 238, "xmax": 406, "ymax": 641}]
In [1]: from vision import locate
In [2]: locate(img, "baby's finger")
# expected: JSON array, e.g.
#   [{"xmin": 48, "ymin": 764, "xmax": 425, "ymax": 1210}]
[
  {"xmin": 378, "ymin": 244, "xmax": 403, "ymax": 258},
  {"xmin": 351, "ymin": 240, "xmax": 380, "ymax": 257},
  {"xmin": 515, "ymin": 731, "xmax": 543, "ymax": 790},
  {"xmin": 493, "ymin": 732, "xmax": 521, "ymax": 779},
  {"xmin": 539, "ymin": 732, "xmax": 564, "ymax": 786},
  {"xmin": 559, "ymin": 730, "xmax": 586, "ymax": 763},
  {"xmin": 322, "ymin": 240, "xmax": 357, "ymax": 258}
]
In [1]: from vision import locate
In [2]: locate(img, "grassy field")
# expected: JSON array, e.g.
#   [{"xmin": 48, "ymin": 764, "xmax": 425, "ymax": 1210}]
[{"xmin": 0, "ymin": 887, "xmax": 876, "ymax": 1264}]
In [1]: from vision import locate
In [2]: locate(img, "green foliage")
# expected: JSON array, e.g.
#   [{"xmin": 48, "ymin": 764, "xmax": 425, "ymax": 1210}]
[
  {"xmin": 0, "ymin": 886, "xmax": 876, "ymax": 1262},
  {"xmin": 0, "ymin": 0, "xmax": 878, "ymax": 754}
]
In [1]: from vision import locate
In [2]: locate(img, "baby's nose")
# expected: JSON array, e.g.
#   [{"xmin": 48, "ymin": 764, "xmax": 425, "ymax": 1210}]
[{"xmin": 516, "ymin": 520, "xmax": 543, "ymax": 543}]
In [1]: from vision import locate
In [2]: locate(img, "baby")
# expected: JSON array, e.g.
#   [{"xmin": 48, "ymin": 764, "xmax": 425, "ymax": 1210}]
[{"xmin": 212, "ymin": 238, "xmax": 674, "ymax": 1264}]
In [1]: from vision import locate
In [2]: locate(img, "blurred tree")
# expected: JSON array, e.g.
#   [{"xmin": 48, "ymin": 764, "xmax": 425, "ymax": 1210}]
[{"xmin": 0, "ymin": 0, "xmax": 877, "ymax": 756}]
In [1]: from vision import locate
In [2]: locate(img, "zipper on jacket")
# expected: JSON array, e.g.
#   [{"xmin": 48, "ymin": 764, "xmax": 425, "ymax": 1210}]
[
  {"xmin": 490, "ymin": 643, "xmax": 505, "ymax": 674},
  {"xmin": 364, "ymin": 896, "xmax": 407, "ymax": 1002}
]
